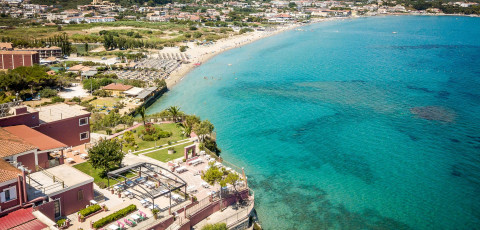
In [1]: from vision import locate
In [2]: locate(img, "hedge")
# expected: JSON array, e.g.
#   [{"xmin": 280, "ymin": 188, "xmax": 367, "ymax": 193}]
[
  {"xmin": 78, "ymin": 204, "xmax": 101, "ymax": 217},
  {"xmin": 92, "ymin": 204, "xmax": 137, "ymax": 229}
]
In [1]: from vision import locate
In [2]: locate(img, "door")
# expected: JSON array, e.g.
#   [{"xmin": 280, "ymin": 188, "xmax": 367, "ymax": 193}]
[{"xmin": 54, "ymin": 199, "xmax": 61, "ymax": 218}]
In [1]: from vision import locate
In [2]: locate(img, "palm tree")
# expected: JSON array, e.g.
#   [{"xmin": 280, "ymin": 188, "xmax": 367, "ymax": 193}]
[
  {"xmin": 167, "ymin": 106, "xmax": 180, "ymax": 123},
  {"xmin": 138, "ymin": 106, "xmax": 146, "ymax": 125}
]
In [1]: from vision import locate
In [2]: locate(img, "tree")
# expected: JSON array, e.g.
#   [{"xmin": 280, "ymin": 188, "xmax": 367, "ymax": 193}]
[
  {"xmin": 194, "ymin": 120, "xmax": 214, "ymax": 142},
  {"xmin": 138, "ymin": 106, "xmax": 146, "ymax": 125},
  {"xmin": 88, "ymin": 139, "xmax": 124, "ymax": 177},
  {"xmin": 288, "ymin": 2, "xmax": 297, "ymax": 8},
  {"xmin": 84, "ymin": 43, "xmax": 89, "ymax": 53},
  {"xmin": 122, "ymin": 131, "xmax": 135, "ymax": 147},
  {"xmin": 202, "ymin": 163, "xmax": 223, "ymax": 185},
  {"xmin": 222, "ymin": 172, "xmax": 241, "ymax": 192},
  {"xmin": 167, "ymin": 105, "xmax": 181, "ymax": 122},
  {"xmin": 183, "ymin": 115, "xmax": 200, "ymax": 137}
]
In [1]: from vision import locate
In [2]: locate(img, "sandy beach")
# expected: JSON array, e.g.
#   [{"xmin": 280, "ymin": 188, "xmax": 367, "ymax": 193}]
[{"xmin": 162, "ymin": 18, "xmax": 337, "ymax": 88}]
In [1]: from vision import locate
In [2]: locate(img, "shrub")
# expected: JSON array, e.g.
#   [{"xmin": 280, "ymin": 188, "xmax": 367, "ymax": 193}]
[
  {"xmin": 155, "ymin": 131, "xmax": 172, "ymax": 139},
  {"xmin": 39, "ymin": 88, "xmax": 58, "ymax": 98},
  {"xmin": 92, "ymin": 204, "xmax": 136, "ymax": 229},
  {"xmin": 51, "ymin": 96, "xmax": 65, "ymax": 103},
  {"xmin": 71, "ymin": 96, "xmax": 81, "ymax": 103},
  {"xmin": 106, "ymin": 128, "xmax": 112, "ymax": 135},
  {"xmin": 78, "ymin": 204, "xmax": 101, "ymax": 217},
  {"xmin": 201, "ymin": 223, "xmax": 227, "ymax": 230},
  {"xmin": 56, "ymin": 218, "xmax": 66, "ymax": 227},
  {"xmin": 239, "ymin": 28, "xmax": 254, "ymax": 34},
  {"xmin": 142, "ymin": 134, "xmax": 155, "ymax": 141},
  {"xmin": 92, "ymin": 89, "xmax": 112, "ymax": 97},
  {"xmin": 179, "ymin": 46, "xmax": 188, "ymax": 52},
  {"xmin": 114, "ymin": 128, "xmax": 124, "ymax": 133}
]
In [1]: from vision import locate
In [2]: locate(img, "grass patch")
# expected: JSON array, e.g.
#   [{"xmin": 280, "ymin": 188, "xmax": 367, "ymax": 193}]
[
  {"xmin": 123, "ymin": 123, "xmax": 185, "ymax": 152},
  {"xmin": 145, "ymin": 142, "xmax": 194, "ymax": 162},
  {"xmin": 90, "ymin": 97, "xmax": 121, "ymax": 109},
  {"xmin": 73, "ymin": 162, "xmax": 135, "ymax": 187}
]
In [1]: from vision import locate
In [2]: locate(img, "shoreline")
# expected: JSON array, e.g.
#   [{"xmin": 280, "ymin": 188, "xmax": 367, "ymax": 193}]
[{"xmin": 162, "ymin": 18, "xmax": 341, "ymax": 89}]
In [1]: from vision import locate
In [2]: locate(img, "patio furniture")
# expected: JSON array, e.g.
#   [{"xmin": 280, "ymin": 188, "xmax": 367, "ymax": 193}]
[
  {"xmin": 125, "ymin": 180, "xmax": 134, "ymax": 187},
  {"xmin": 187, "ymin": 186, "xmax": 197, "ymax": 193},
  {"xmin": 124, "ymin": 218, "xmax": 135, "ymax": 227},
  {"xmin": 148, "ymin": 204, "xmax": 159, "ymax": 210},
  {"xmin": 172, "ymin": 194, "xmax": 181, "ymax": 201},
  {"xmin": 66, "ymin": 158, "xmax": 74, "ymax": 163},
  {"xmin": 108, "ymin": 224, "xmax": 119, "ymax": 230},
  {"xmin": 175, "ymin": 166, "xmax": 187, "ymax": 173},
  {"xmin": 140, "ymin": 199, "xmax": 150, "ymax": 207},
  {"xmin": 201, "ymin": 182, "xmax": 210, "ymax": 188},
  {"xmin": 80, "ymin": 153, "xmax": 88, "ymax": 159},
  {"xmin": 131, "ymin": 214, "xmax": 141, "ymax": 222},
  {"xmin": 90, "ymin": 200, "xmax": 98, "ymax": 205},
  {"xmin": 146, "ymin": 181, "xmax": 155, "ymax": 189}
]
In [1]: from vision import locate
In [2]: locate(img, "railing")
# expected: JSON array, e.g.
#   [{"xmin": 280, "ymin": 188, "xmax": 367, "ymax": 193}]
[
  {"xmin": 185, "ymin": 192, "xmax": 219, "ymax": 217},
  {"xmin": 35, "ymin": 165, "xmax": 66, "ymax": 189},
  {"xmin": 219, "ymin": 208, "xmax": 251, "ymax": 228}
]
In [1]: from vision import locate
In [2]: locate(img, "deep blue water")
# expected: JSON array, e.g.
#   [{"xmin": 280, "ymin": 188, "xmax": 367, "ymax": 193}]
[{"xmin": 148, "ymin": 16, "xmax": 480, "ymax": 229}]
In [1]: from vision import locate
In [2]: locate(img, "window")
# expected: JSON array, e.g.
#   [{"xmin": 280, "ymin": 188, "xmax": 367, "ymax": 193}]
[
  {"xmin": 77, "ymin": 189, "xmax": 84, "ymax": 201},
  {"xmin": 79, "ymin": 117, "xmax": 88, "ymax": 126},
  {"xmin": 80, "ymin": 132, "xmax": 89, "ymax": 140},
  {"xmin": 0, "ymin": 186, "xmax": 17, "ymax": 203}
]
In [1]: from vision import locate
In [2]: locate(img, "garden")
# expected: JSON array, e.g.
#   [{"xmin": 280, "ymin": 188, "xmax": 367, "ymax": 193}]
[
  {"xmin": 122, "ymin": 123, "xmax": 186, "ymax": 153},
  {"xmin": 144, "ymin": 142, "xmax": 194, "ymax": 162}
]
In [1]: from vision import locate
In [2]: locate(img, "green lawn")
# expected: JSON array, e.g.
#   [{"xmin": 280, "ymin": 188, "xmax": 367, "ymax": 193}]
[
  {"xmin": 73, "ymin": 162, "xmax": 136, "ymax": 187},
  {"xmin": 123, "ymin": 123, "xmax": 186, "ymax": 152},
  {"xmin": 90, "ymin": 97, "xmax": 121, "ymax": 108},
  {"xmin": 145, "ymin": 142, "xmax": 194, "ymax": 162}
]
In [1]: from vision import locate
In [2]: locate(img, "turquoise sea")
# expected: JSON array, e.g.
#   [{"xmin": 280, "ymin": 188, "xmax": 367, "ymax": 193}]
[{"xmin": 148, "ymin": 16, "xmax": 480, "ymax": 229}]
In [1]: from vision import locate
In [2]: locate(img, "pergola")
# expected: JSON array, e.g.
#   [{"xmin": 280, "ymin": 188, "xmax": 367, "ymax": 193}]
[{"xmin": 107, "ymin": 162, "xmax": 187, "ymax": 213}]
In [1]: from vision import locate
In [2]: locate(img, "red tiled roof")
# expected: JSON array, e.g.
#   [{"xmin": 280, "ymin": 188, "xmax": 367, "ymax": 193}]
[
  {"xmin": 0, "ymin": 208, "xmax": 47, "ymax": 230},
  {"xmin": 102, "ymin": 83, "xmax": 133, "ymax": 91},
  {"xmin": 0, "ymin": 128, "xmax": 37, "ymax": 158},
  {"xmin": 4, "ymin": 125, "xmax": 67, "ymax": 151},
  {"xmin": 0, "ymin": 159, "xmax": 21, "ymax": 183}
]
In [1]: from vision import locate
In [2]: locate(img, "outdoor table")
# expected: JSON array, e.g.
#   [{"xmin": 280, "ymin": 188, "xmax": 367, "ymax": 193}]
[
  {"xmin": 90, "ymin": 200, "xmax": 97, "ymax": 205},
  {"xmin": 131, "ymin": 214, "xmax": 141, "ymax": 222},
  {"xmin": 201, "ymin": 182, "xmax": 209, "ymax": 188},
  {"xmin": 148, "ymin": 204, "xmax": 159, "ymax": 210},
  {"xmin": 172, "ymin": 194, "xmax": 181, "ymax": 201},
  {"xmin": 187, "ymin": 186, "xmax": 197, "ymax": 193},
  {"xmin": 66, "ymin": 158, "xmax": 74, "ymax": 163},
  {"xmin": 108, "ymin": 224, "xmax": 119, "ymax": 230},
  {"xmin": 80, "ymin": 153, "xmax": 88, "ymax": 159},
  {"xmin": 123, "ymin": 190, "xmax": 131, "ymax": 196}
]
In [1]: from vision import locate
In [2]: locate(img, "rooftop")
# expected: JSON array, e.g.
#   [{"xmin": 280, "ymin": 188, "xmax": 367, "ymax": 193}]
[
  {"xmin": 27, "ymin": 165, "xmax": 93, "ymax": 197},
  {"xmin": 0, "ymin": 159, "xmax": 22, "ymax": 183},
  {"xmin": 0, "ymin": 51, "xmax": 38, "ymax": 55},
  {"xmin": 102, "ymin": 83, "xmax": 133, "ymax": 91},
  {"xmin": 136, "ymin": 87, "xmax": 158, "ymax": 99},
  {"xmin": 3, "ymin": 125, "xmax": 67, "ymax": 151},
  {"xmin": 0, "ymin": 128, "xmax": 37, "ymax": 158},
  {"xmin": 37, "ymin": 103, "xmax": 90, "ymax": 123}
]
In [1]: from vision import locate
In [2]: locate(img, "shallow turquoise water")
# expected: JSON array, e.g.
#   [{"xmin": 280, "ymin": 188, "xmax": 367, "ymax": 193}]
[{"xmin": 148, "ymin": 16, "xmax": 480, "ymax": 229}]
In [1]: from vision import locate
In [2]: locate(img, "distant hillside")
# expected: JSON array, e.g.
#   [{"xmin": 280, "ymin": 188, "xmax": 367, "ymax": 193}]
[
  {"xmin": 30, "ymin": 0, "xmax": 92, "ymax": 9},
  {"xmin": 30, "ymin": 0, "xmax": 174, "ymax": 9}
]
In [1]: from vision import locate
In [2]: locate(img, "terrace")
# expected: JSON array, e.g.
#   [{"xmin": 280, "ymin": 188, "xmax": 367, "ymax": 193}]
[{"xmin": 26, "ymin": 164, "xmax": 93, "ymax": 200}]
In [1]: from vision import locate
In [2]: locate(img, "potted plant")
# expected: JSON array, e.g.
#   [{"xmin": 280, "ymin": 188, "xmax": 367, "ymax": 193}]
[
  {"xmin": 168, "ymin": 147, "xmax": 175, "ymax": 155},
  {"xmin": 152, "ymin": 208, "xmax": 159, "ymax": 220}
]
